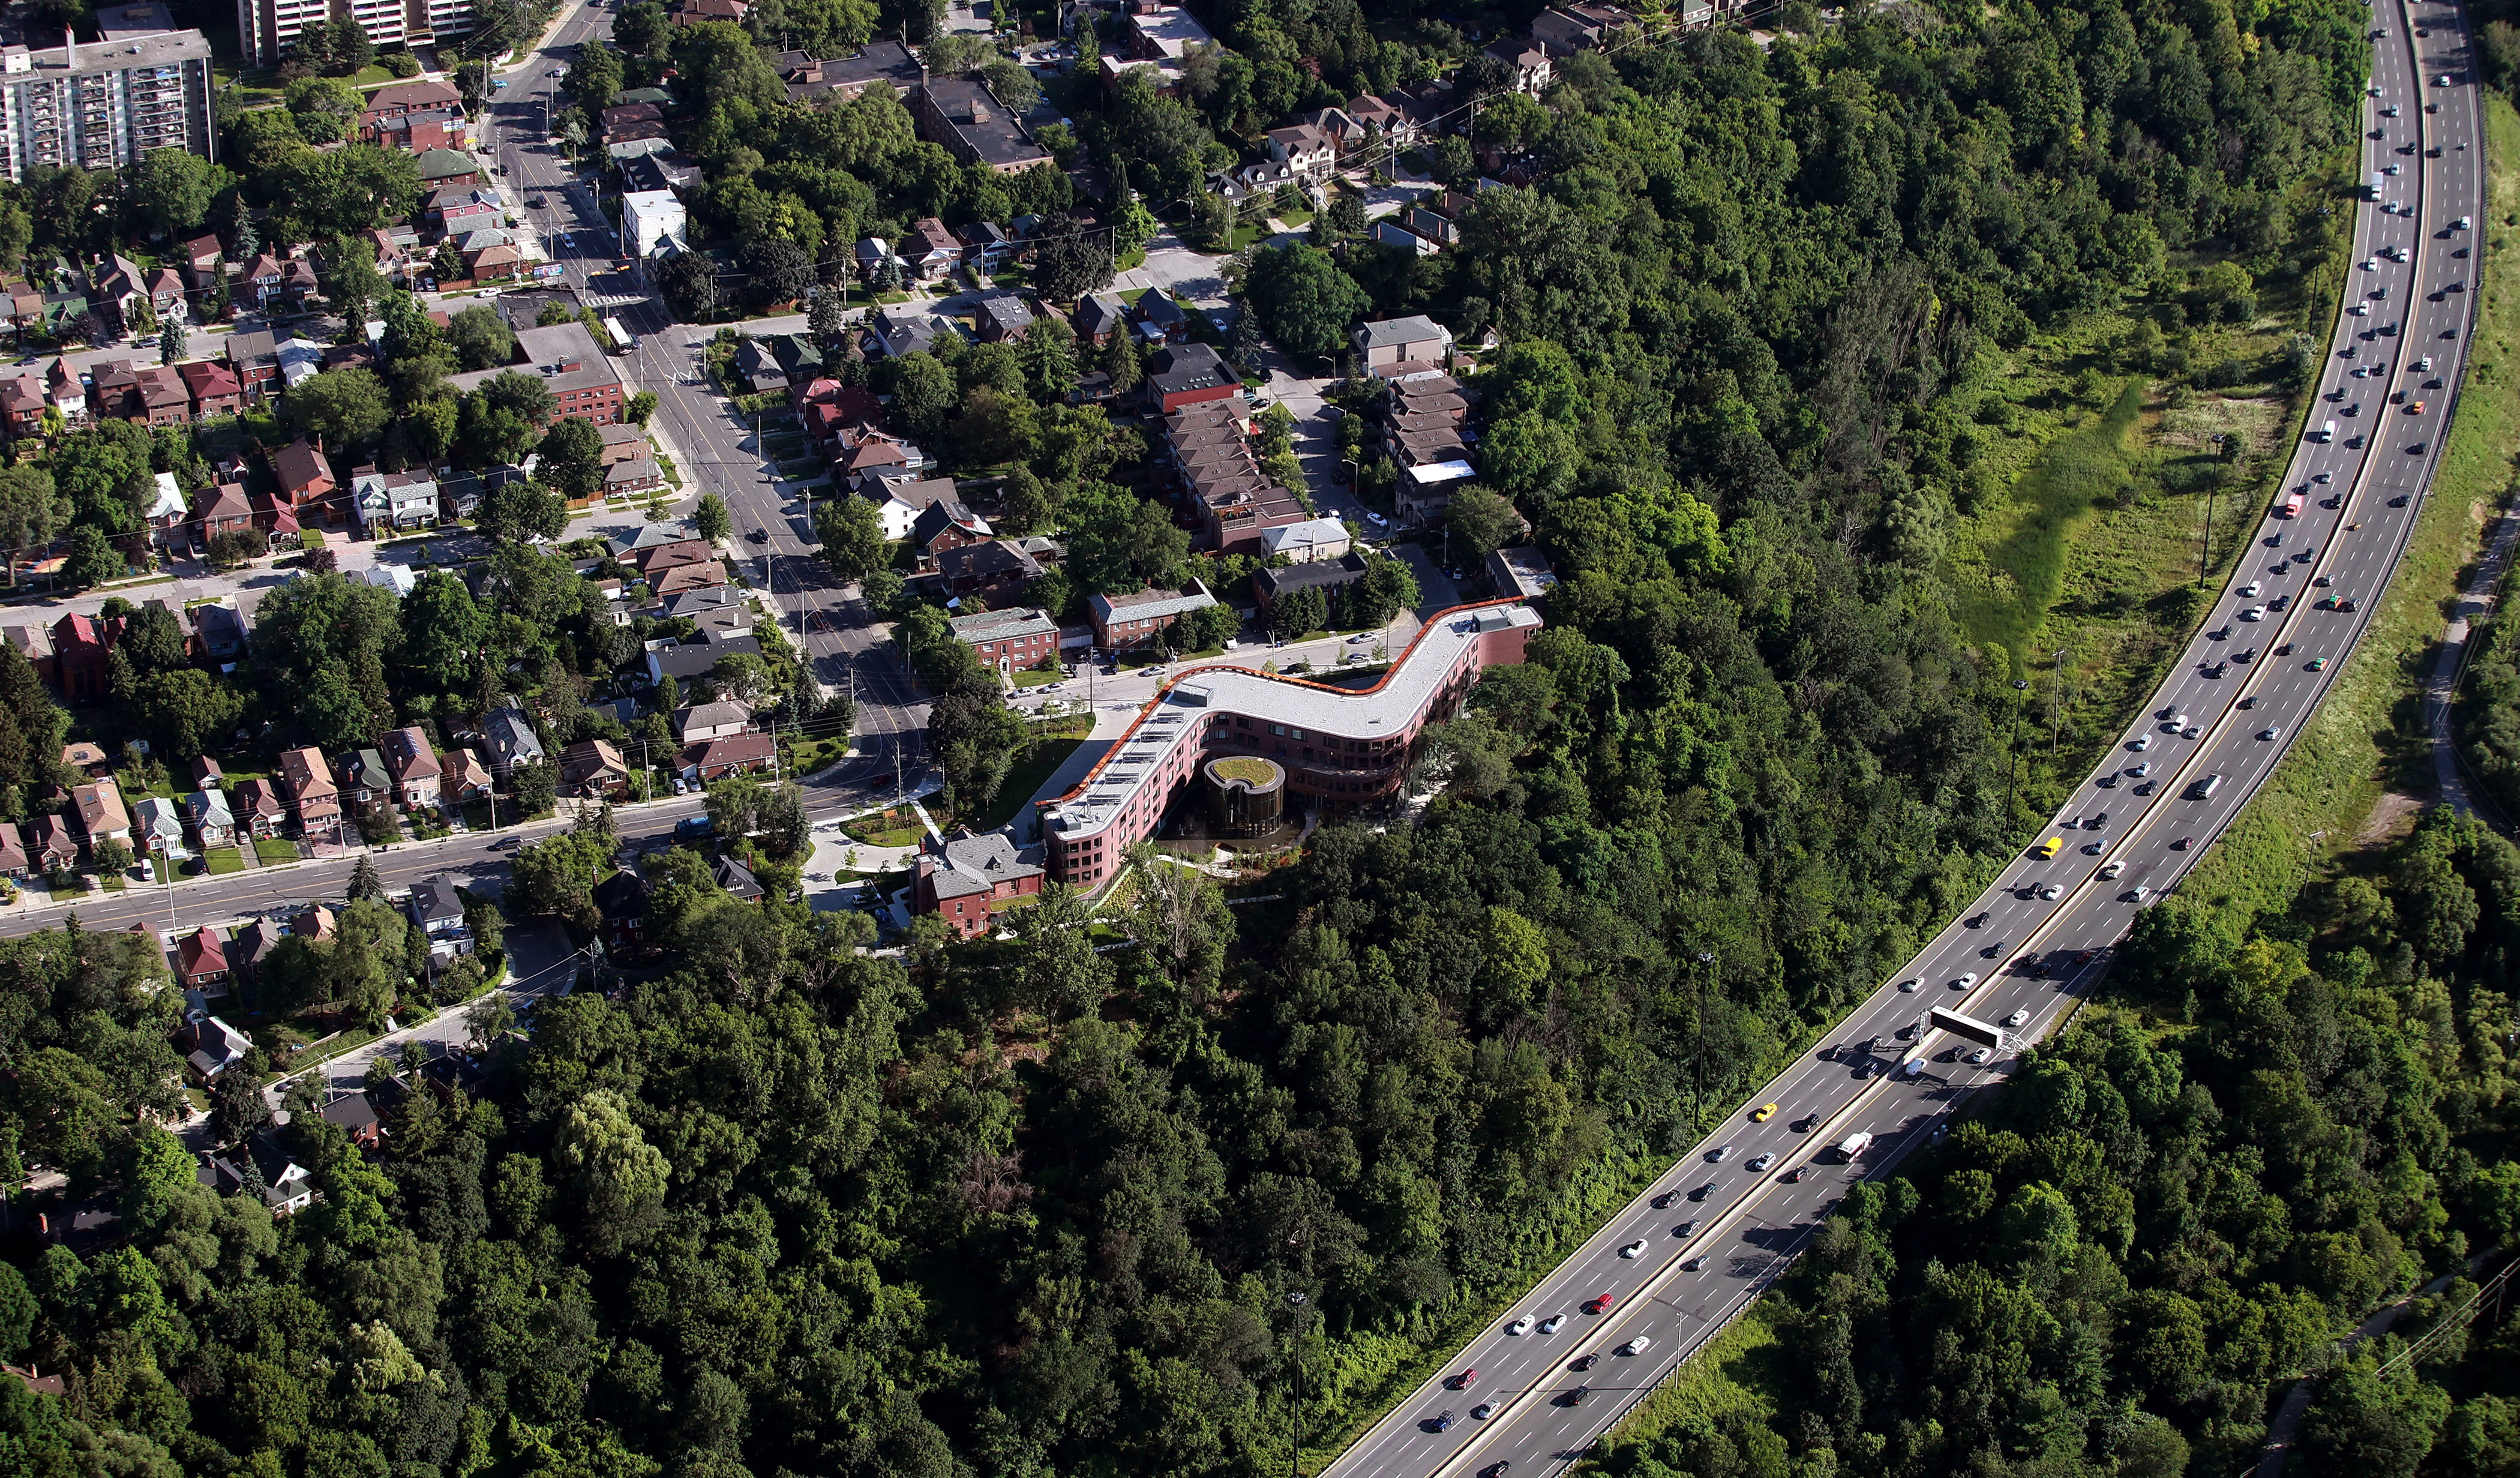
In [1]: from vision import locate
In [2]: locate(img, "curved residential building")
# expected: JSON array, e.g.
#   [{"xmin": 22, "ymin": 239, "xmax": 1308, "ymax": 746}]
[{"xmin": 1037, "ymin": 599, "xmax": 1541, "ymax": 888}]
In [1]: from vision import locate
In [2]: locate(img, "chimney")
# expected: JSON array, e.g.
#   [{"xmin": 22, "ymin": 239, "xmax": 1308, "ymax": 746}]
[{"xmin": 63, "ymin": 28, "xmax": 71, "ymax": 65}]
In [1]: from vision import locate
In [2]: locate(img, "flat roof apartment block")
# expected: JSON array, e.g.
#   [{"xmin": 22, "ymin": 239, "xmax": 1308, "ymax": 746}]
[{"xmin": 0, "ymin": 28, "xmax": 214, "ymax": 181}]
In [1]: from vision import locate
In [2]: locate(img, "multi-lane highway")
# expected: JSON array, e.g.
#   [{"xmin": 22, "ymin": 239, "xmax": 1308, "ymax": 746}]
[{"xmin": 1322, "ymin": 8, "xmax": 2486, "ymax": 1476}]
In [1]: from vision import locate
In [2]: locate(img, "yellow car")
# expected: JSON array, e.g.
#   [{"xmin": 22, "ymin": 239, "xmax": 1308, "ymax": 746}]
[
  {"xmin": 2036, "ymin": 836, "xmax": 2062, "ymax": 859},
  {"xmin": 1750, "ymin": 1103, "xmax": 1778, "ymax": 1123}
]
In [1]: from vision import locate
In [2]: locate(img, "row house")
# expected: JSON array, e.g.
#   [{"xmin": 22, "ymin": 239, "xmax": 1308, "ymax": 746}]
[
  {"xmin": 338, "ymin": 748, "xmax": 392, "ymax": 819},
  {"xmin": 176, "ymin": 359, "xmax": 244, "ymax": 417},
  {"xmin": 910, "ymin": 498, "xmax": 992, "ymax": 569},
  {"xmin": 773, "ymin": 39, "xmax": 922, "ymax": 103},
  {"xmin": 1162, "ymin": 395, "xmax": 1307, "ymax": 554}
]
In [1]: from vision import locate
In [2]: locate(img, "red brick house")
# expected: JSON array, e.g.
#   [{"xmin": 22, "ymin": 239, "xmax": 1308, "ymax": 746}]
[
  {"xmin": 947, "ymin": 606, "xmax": 1059, "ymax": 675},
  {"xmin": 50, "ymin": 611, "xmax": 122, "ymax": 701},
  {"xmin": 175, "ymin": 927, "xmax": 228, "ymax": 989},
  {"xmin": 133, "ymin": 365, "xmax": 188, "ymax": 427},
  {"xmin": 0, "ymin": 375, "xmax": 44, "ymax": 437},
  {"xmin": 191, "ymin": 482, "xmax": 253, "ymax": 545},
  {"xmin": 1088, "ymin": 581, "xmax": 1219, "ymax": 652},
  {"xmin": 1145, "ymin": 343, "xmax": 1241, "ymax": 414},
  {"xmin": 177, "ymin": 360, "xmax": 244, "ymax": 419},
  {"xmin": 273, "ymin": 439, "xmax": 335, "ymax": 516},
  {"xmin": 913, "ymin": 828, "xmax": 1046, "ymax": 938}
]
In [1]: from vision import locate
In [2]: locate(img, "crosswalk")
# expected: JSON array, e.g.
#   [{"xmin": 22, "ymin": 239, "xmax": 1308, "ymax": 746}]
[{"xmin": 578, "ymin": 289, "xmax": 653, "ymax": 310}]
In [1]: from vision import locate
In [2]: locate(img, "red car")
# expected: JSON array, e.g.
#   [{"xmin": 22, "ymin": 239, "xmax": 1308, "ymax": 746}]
[
  {"xmin": 1584, "ymin": 1293, "xmax": 1617, "ymax": 1315},
  {"xmin": 1453, "ymin": 1368, "xmax": 1478, "ymax": 1389}
]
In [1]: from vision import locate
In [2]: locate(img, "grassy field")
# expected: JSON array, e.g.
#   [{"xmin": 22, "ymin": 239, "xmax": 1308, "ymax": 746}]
[
  {"xmin": 254, "ymin": 837, "xmax": 299, "ymax": 865},
  {"xmin": 973, "ymin": 737, "xmax": 1087, "ymax": 832},
  {"xmin": 1591, "ymin": 1300, "xmax": 1786, "ymax": 1463},
  {"xmin": 1941, "ymin": 177, "xmax": 2355, "ymax": 835},
  {"xmin": 203, "ymin": 848, "xmax": 244, "ymax": 875}
]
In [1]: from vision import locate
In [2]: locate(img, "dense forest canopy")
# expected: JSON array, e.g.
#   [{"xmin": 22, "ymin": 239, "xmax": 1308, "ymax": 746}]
[{"xmin": 13, "ymin": 3, "xmax": 2503, "ymax": 1478}]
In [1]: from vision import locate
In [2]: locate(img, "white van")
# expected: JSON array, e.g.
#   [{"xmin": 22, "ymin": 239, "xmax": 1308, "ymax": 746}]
[{"xmin": 2315, "ymin": 421, "xmax": 2336, "ymax": 442}]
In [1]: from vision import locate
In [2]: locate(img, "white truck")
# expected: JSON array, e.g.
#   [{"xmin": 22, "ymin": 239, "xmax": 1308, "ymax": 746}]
[{"xmin": 1835, "ymin": 1131, "xmax": 1874, "ymax": 1162}]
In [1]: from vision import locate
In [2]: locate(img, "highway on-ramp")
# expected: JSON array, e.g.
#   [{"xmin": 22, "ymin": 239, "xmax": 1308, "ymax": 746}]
[{"xmin": 1321, "ymin": 8, "xmax": 2487, "ymax": 1477}]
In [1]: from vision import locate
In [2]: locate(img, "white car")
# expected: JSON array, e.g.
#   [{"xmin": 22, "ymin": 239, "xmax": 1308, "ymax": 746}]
[
  {"xmin": 1472, "ymin": 1402, "xmax": 1496, "ymax": 1420},
  {"xmin": 2039, "ymin": 884, "xmax": 2063, "ymax": 901},
  {"xmin": 1346, "ymin": 633, "xmax": 1374, "ymax": 643},
  {"xmin": 2101, "ymin": 859, "xmax": 2124, "ymax": 879},
  {"xmin": 2130, "ymin": 760, "xmax": 2152, "ymax": 777},
  {"xmin": 2437, "ymin": 74, "xmax": 2453, "ymax": 87},
  {"xmin": 2131, "ymin": 734, "xmax": 2152, "ymax": 751},
  {"xmin": 1969, "ymin": 1047, "xmax": 1994, "ymax": 1066},
  {"xmin": 1898, "ymin": 976, "xmax": 1921, "ymax": 993},
  {"xmin": 1508, "ymin": 1315, "xmax": 1534, "ymax": 1336},
  {"xmin": 1952, "ymin": 972, "xmax": 1979, "ymax": 990},
  {"xmin": 1623, "ymin": 1336, "xmax": 1654, "ymax": 1356},
  {"xmin": 2362, "ymin": 257, "xmax": 2378, "ymax": 271},
  {"xmin": 1364, "ymin": 512, "xmax": 1388, "ymax": 526},
  {"xmin": 2260, "ymin": 726, "xmax": 2282, "ymax": 741},
  {"xmin": 1620, "ymin": 1239, "xmax": 1648, "ymax": 1258},
  {"xmin": 1539, "ymin": 1314, "xmax": 1564, "ymax": 1335},
  {"xmin": 2005, "ymin": 1009, "xmax": 2029, "ymax": 1028},
  {"xmin": 2240, "ymin": 605, "xmax": 2267, "ymax": 622},
  {"xmin": 2348, "ymin": 304, "xmax": 2369, "ymax": 316},
  {"xmin": 2240, "ymin": 582, "xmax": 2260, "ymax": 598}
]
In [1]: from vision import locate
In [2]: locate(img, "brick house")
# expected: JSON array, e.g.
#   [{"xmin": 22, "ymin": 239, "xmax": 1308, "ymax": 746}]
[
  {"xmin": 1089, "ymin": 581, "xmax": 1219, "ymax": 652},
  {"xmin": 177, "ymin": 359, "xmax": 244, "ymax": 418},
  {"xmin": 277, "ymin": 746, "xmax": 341, "ymax": 840},
  {"xmin": 949, "ymin": 606, "xmax": 1060, "ymax": 675},
  {"xmin": 913, "ymin": 828, "xmax": 1046, "ymax": 938}
]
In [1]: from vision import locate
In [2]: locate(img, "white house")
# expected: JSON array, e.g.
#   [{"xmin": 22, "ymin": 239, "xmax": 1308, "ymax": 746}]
[
  {"xmin": 362, "ymin": 563, "xmax": 419, "ymax": 597},
  {"xmin": 352, "ymin": 469, "xmax": 440, "ymax": 533},
  {"xmin": 1259, "ymin": 516, "xmax": 1354, "ymax": 563},
  {"xmin": 622, "ymin": 189, "xmax": 688, "ymax": 261},
  {"xmin": 854, "ymin": 473, "xmax": 961, "ymax": 542},
  {"xmin": 132, "ymin": 795, "xmax": 188, "ymax": 859}
]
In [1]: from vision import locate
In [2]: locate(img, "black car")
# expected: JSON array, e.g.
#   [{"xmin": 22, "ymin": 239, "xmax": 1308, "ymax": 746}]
[
  {"xmin": 527, "ymin": 196, "xmax": 548, "ymax": 208},
  {"xmin": 1571, "ymin": 1353, "xmax": 1598, "ymax": 1372},
  {"xmin": 1650, "ymin": 1191, "xmax": 1675, "ymax": 1209},
  {"xmin": 1481, "ymin": 1463, "xmax": 1513, "ymax": 1478},
  {"xmin": 1430, "ymin": 1410, "xmax": 1456, "ymax": 1432},
  {"xmin": 1562, "ymin": 1386, "xmax": 1592, "ymax": 1407},
  {"xmin": 2390, "ymin": 494, "xmax": 2411, "ymax": 507}
]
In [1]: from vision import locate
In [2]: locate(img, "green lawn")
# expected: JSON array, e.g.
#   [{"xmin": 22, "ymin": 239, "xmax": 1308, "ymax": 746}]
[
  {"xmin": 841, "ymin": 807, "xmax": 926, "ymax": 847},
  {"xmin": 203, "ymin": 847, "xmax": 244, "ymax": 875},
  {"xmin": 254, "ymin": 837, "xmax": 299, "ymax": 865},
  {"xmin": 973, "ymin": 737, "xmax": 1087, "ymax": 833},
  {"xmin": 1010, "ymin": 668, "xmax": 1065, "ymax": 688},
  {"xmin": 1953, "ymin": 379, "xmax": 2145, "ymax": 664}
]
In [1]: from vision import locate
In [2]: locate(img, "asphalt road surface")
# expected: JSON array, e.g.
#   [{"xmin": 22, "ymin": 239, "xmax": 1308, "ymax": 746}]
[
  {"xmin": 482, "ymin": 2, "xmax": 931, "ymax": 791},
  {"xmin": 1321, "ymin": 8, "xmax": 2486, "ymax": 1477}
]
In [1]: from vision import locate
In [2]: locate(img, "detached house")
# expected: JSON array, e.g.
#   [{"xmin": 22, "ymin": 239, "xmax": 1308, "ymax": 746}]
[
  {"xmin": 913, "ymin": 828, "xmax": 1046, "ymax": 938},
  {"xmin": 277, "ymin": 746, "xmax": 341, "ymax": 840},
  {"xmin": 382, "ymin": 727, "xmax": 442, "ymax": 810},
  {"xmin": 273, "ymin": 439, "xmax": 335, "ymax": 517},
  {"xmin": 70, "ymin": 779, "xmax": 131, "ymax": 847},
  {"xmin": 560, "ymin": 739, "xmax": 630, "ymax": 799},
  {"xmin": 350, "ymin": 467, "xmax": 439, "ymax": 533}
]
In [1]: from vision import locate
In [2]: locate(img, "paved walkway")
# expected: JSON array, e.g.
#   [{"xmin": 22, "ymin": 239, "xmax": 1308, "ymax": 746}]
[
  {"xmin": 2254, "ymin": 1252, "xmax": 2495, "ymax": 1477},
  {"xmin": 2426, "ymin": 500, "xmax": 2520, "ymax": 820}
]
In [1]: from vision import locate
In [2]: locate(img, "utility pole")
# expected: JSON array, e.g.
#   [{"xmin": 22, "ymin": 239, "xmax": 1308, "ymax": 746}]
[
  {"xmin": 2005, "ymin": 677, "xmax": 2029, "ymax": 829},
  {"xmin": 1285, "ymin": 1288, "xmax": 1308, "ymax": 1478},
  {"xmin": 1693, "ymin": 949, "xmax": 1714, "ymax": 1135},
  {"xmin": 2200, "ymin": 433, "xmax": 2223, "ymax": 586}
]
